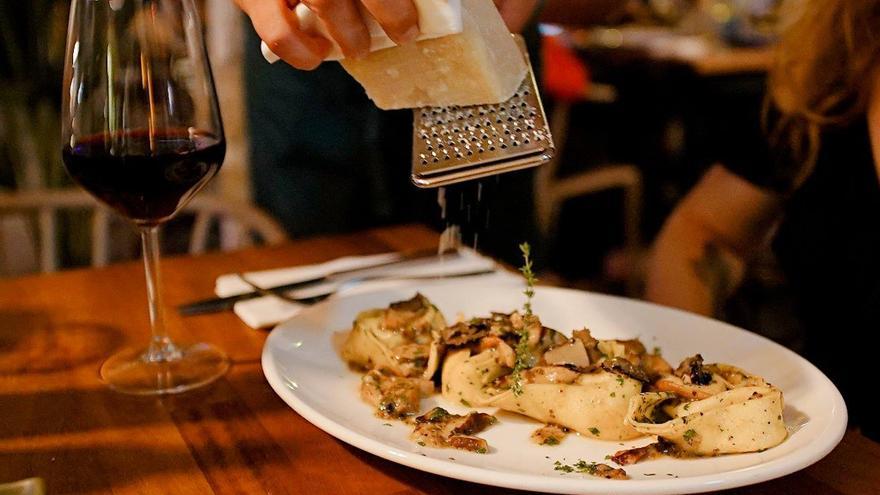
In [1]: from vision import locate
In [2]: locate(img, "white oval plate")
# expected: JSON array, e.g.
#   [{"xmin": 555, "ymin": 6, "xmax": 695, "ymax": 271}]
[{"xmin": 262, "ymin": 281, "xmax": 847, "ymax": 494}]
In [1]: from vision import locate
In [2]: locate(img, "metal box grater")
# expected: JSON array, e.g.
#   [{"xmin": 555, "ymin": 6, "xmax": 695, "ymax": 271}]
[{"xmin": 411, "ymin": 36, "xmax": 555, "ymax": 188}]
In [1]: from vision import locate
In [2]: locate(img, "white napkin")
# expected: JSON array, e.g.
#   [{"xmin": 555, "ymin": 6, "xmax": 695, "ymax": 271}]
[{"xmin": 215, "ymin": 249, "xmax": 514, "ymax": 328}]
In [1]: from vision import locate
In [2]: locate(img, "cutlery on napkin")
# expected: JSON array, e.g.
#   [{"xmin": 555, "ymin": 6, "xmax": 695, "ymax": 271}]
[{"xmin": 206, "ymin": 248, "xmax": 513, "ymax": 329}]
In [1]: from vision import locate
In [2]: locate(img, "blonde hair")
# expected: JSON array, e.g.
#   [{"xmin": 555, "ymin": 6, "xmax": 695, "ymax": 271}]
[{"xmin": 768, "ymin": 0, "xmax": 880, "ymax": 186}]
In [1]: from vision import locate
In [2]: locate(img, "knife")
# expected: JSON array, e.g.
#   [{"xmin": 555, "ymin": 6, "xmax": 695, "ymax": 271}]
[{"xmin": 177, "ymin": 248, "xmax": 458, "ymax": 316}]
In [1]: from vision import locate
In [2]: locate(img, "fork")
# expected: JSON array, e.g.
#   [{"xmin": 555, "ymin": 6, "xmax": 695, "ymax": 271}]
[{"xmin": 235, "ymin": 268, "xmax": 497, "ymax": 305}]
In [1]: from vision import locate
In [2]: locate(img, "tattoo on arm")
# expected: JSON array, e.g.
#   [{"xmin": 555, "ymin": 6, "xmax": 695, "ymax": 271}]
[{"xmin": 691, "ymin": 242, "xmax": 735, "ymax": 316}]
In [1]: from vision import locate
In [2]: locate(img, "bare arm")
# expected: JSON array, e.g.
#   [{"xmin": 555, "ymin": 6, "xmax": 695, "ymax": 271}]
[{"xmin": 644, "ymin": 165, "xmax": 783, "ymax": 316}]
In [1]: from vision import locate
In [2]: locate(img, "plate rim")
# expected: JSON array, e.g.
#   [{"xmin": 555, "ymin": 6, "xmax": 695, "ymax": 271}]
[{"xmin": 261, "ymin": 284, "xmax": 848, "ymax": 495}]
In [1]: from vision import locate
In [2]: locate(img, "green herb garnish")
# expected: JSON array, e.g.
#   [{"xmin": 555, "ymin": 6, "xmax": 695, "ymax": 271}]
[
  {"xmin": 510, "ymin": 243, "xmax": 539, "ymax": 396},
  {"xmin": 426, "ymin": 408, "xmax": 451, "ymax": 422},
  {"xmin": 553, "ymin": 461, "xmax": 574, "ymax": 473},
  {"xmin": 555, "ymin": 459, "xmax": 604, "ymax": 476},
  {"xmin": 519, "ymin": 242, "xmax": 537, "ymax": 315},
  {"xmin": 573, "ymin": 460, "xmax": 599, "ymax": 475},
  {"xmin": 544, "ymin": 437, "xmax": 560, "ymax": 446},
  {"xmin": 588, "ymin": 427, "xmax": 600, "ymax": 436},
  {"xmin": 460, "ymin": 399, "xmax": 472, "ymax": 408},
  {"xmin": 683, "ymin": 429, "xmax": 697, "ymax": 444}
]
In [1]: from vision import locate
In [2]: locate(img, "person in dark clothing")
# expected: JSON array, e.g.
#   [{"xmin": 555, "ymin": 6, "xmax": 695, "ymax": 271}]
[{"xmin": 645, "ymin": 0, "xmax": 880, "ymax": 440}]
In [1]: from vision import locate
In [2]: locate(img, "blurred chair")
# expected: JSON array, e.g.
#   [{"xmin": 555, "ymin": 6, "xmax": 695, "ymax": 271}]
[
  {"xmin": 0, "ymin": 189, "xmax": 286, "ymax": 274},
  {"xmin": 536, "ymin": 34, "xmax": 644, "ymax": 295}
]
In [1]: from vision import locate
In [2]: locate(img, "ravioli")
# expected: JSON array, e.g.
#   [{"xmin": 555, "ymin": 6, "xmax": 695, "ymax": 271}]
[
  {"xmin": 621, "ymin": 356, "xmax": 787, "ymax": 456},
  {"xmin": 341, "ymin": 293, "xmax": 447, "ymax": 379},
  {"xmin": 440, "ymin": 316, "xmax": 664, "ymax": 441}
]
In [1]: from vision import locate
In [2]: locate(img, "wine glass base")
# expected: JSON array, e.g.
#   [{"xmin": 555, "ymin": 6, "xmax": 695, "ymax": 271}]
[{"xmin": 100, "ymin": 342, "xmax": 230, "ymax": 395}]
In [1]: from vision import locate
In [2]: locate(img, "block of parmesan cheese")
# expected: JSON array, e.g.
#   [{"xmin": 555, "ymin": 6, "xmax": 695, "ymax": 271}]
[{"xmin": 340, "ymin": 0, "xmax": 527, "ymax": 109}]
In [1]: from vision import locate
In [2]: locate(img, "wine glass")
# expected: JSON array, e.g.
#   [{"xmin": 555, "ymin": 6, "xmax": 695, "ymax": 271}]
[{"xmin": 61, "ymin": 0, "xmax": 229, "ymax": 394}]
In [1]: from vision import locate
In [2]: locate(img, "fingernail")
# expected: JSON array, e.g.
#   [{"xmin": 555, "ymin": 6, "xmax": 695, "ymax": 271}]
[{"xmin": 398, "ymin": 25, "xmax": 420, "ymax": 44}]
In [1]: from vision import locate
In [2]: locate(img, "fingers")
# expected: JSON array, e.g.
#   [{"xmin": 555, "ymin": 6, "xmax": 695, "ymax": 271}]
[
  {"xmin": 239, "ymin": 0, "xmax": 331, "ymax": 70},
  {"xmin": 238, "ymin": 0, "xmax": 421, "ymax": 68},
  {"xmin": 302, "ymin": 0, "xmax": 372, "ymax": 59},
  {"xmin": 359, "ymin": 0, "xmax": 420, "ymax": 45}
]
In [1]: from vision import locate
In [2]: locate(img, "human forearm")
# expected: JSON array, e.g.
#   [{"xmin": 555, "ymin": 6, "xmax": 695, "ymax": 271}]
[
  {"xmin": 644, "ymin": 165, "xmax": 783, "ymax": 317},
  {"xmin": 645, "ymin": 210, "xmax": 746, "ymax": 317}
]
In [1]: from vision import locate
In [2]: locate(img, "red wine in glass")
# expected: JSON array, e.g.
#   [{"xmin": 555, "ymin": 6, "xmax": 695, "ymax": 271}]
[
  {"xmin": 61, "ymin": 0, "xmax": 230, "ymax": 394},
  {"xmin": 62, "ymin": 129, "xmax": 225, "ymax": 224}
]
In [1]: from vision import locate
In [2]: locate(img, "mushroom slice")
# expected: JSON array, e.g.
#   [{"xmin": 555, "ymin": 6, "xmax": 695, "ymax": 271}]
[
  {"xmin": 411, "ymin": 407, "xmax": 497, "ymax": 452},
  {"xmin": 601, "ymin": 357, "xmax": 651, "ymax": 383},
  {"xmin": 611, "ymin": 437, "xmax": 682, "ymax": 466},
  {"xmin": 654, "ymin": 361, "xmax": 767, "ymax": 400},
  {"xmin": 521, "ymin": 365, "xmax": 580, "ymax": 385},
  {"xmin": 360, "ymin": 370, "xmax": 434, "ymax": 419},
  {"xmin": 478, "ymin": 336, "xmax": 516, "ymax": 368},
  {"xmin": 442, "ymin": 320, "xmax": 490, "ymax": 346},
  {"xmin": 531, "ymin": 424, "xmax": 569, "ymax": 445},
  {"xmin": 543, "ymin": 339, "xmax": 590, "ymax": 368}
]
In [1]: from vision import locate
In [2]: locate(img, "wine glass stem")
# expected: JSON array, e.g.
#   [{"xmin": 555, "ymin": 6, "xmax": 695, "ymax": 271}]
[{"xmin": 140, "ymin": 225, "xmax": 181, "ymax": 362}]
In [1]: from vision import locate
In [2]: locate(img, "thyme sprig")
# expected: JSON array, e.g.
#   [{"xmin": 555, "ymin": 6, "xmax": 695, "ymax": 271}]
[
  {"xmin": 519, "ymin": 242, "xmax": 537, "ymax": 316},
  {"xmin": 511, "ymin": 242, "xmax": 538, "ymax": 396}
]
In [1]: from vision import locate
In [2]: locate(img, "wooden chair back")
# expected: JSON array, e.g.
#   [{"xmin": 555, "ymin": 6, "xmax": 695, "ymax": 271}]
[{"xmin": 0, "ymin": 189, "xmax": 286, "ymax": 273}]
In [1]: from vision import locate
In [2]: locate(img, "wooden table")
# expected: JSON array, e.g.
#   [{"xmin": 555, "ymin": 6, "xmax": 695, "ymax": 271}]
[{"xmin": 1, "ymin": 224, "xmax": 877, "ymax": 494}]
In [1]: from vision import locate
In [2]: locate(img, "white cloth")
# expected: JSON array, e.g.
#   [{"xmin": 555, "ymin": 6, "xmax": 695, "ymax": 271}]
[{"xmin": 215, "ymin": 249, "xmax": 514, "ymax": 328}]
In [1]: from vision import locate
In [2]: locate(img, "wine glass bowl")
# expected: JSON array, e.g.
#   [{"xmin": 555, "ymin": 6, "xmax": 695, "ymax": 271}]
[{"xmin": 62, "ymin": 0, "xmax": 229, "ymax": 394}]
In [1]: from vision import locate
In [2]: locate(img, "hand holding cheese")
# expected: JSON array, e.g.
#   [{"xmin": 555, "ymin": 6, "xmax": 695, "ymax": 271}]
[{"xmin": 237, "ymin": 0, "xmax": 420, "ymax": 69}]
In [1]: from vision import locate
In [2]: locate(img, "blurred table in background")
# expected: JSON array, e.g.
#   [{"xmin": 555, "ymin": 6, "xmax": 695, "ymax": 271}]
[
  {"xmin": 567, "ymin": 25, "xmax": 775, "ymax": 76},
  {"xmin": 1, "ymin": 224, "xmax": 878, "ymax": 494}
]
